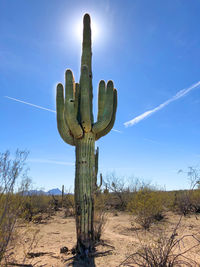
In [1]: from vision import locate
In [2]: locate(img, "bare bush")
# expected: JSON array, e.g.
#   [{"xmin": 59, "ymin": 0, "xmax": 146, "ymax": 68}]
[
  {"xmin": 175, "ymin": 189, "xmax": 200, "ymax": 215},
  {"xmin": 175, "ymin": 191, "xmax": 193, "ymax": 216},
  {"xmin": 93, "ymin": 190, "xmax": 110, "ymax": 242},
  {"xmin": 190, "ymin": 189, "xmax": 200, "ymax": 213},
  {"xmin": 120, "ymin": 217, "xmax": 200, "ymax": 266},
  {"xmin": 0, "ymin": 149, "xmax": 29, "ymax": 263},
  {"xmin": 103, "ymin": 173, "xmax": 128, "ymax": 210},
  {"xmin": 93, "ymin": 210, "xmax": 107, "ymax": 242},
  {"xmin": 186, "ymin": 166, "xmax": 200, "ymax": 189},
  {"xmin": 103, "ymin": 173, "xmax": 142, "ymax": 211},
  {"xmin": 175, "ymin": 167, "xmax": 200, "ymax": 216}
]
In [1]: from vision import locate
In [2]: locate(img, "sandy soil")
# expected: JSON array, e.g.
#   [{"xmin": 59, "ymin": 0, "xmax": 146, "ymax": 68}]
[{"xmin": 4, "ymin": 210, "xmax": 200, "ymax": 267}]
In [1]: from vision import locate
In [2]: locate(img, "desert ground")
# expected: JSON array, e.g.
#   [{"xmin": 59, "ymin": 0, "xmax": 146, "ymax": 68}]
[{"xmin": 3, "ymin": 210, "xmax": 200, "ymax": 267}]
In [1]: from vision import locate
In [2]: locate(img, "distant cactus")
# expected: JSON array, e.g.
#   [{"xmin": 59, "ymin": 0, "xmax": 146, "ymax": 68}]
[
  {"xmin": 61, "ymin": 185, "xmax": 64, "ymax": 207},
  {"xmin": 56, "ymin": 13, "xmax": 117, "ymax": 255}
]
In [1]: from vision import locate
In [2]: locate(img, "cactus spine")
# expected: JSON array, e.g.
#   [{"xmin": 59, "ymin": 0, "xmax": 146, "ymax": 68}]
[{"xmin": 56, "ymin": 13, "xmax": 117, "ymax": 255}]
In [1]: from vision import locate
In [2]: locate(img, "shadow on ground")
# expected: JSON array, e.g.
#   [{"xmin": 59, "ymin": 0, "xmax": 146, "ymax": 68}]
[{"xmin": 65, "ymin": 247, "xmax": 113, "ymax": 267}]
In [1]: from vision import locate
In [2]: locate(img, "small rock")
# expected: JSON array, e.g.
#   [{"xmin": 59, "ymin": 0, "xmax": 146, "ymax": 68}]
[{"xmin": 60, "ymin": 246, "xmax": 68, "ymax": 254}]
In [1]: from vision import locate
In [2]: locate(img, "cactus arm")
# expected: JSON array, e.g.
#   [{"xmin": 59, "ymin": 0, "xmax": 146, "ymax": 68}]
[
  {"xmin": 97, "ymin": 80, "xmax": 106, "ymax": 121},
  {"xmin": 56, "ymin": 83, "xmax": 75, "ymax": 146},
  {"xmin": 96, "ymin": 173, "xmax": 102, "ymax": 190},
  {"xmin": 98, "ymin": 173, "xmax": 103, "ymax": 189},
  {"xmin": 94, "ymin": 147, "xmax": 102, "ymax": 190},
  {"xmin": 95, "ymin": 147, "xmax": 99, "ymax": 179},
  {"xmin": 92, "ymin": 80, "xmax": 114, "ymax": 134},
  {"xmin": 74, "ymin": 82, "xmax": 80, "ymax": 120},
  {"xmin": 80, "ymin": 65, "xmax": 92, "ymax": 132},
  {"xmin": 64, "ymin": 69, "xmax": 83, "ymax": 139},
  {"xmin": 96, "ymin": 88, "xmax": 117, "ymax": 140},
  {"xmin": 81, "ymin": 13, "xmax": 93, "ymax": 123}
]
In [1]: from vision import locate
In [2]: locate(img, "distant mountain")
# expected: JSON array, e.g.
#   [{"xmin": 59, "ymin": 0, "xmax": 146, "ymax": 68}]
[
  {"xmin": 23, "ymin": 189, "xmax": 46, "ymax": 196},
  {"xmin": 23, "ymin": 188, "xmax": 62, "ymax": 196},
  {"xmin": 47, "ymin": 188, "xmax": 62, "ymax": 195}
]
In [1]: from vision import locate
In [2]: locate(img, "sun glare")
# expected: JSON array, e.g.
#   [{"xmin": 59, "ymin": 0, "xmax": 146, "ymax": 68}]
[{"xmin": 75, "ymin": 17, "xmax": 99, "ymax": 43}]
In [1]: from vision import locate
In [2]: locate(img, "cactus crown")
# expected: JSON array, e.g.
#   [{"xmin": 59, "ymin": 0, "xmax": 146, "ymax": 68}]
[{"xmin": 56, "ymin": 14, "xmax": 117, "ymax": 145}]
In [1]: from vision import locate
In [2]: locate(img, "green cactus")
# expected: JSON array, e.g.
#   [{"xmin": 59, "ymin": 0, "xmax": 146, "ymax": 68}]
[{"xmin": 56, "ymin": 13, "xmax": 117, "ymax": 255}]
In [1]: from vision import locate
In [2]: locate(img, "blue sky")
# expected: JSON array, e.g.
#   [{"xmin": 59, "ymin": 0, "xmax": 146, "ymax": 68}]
[{"xmin": 1, "ymin": 0, "xmax": 200, "ymax": 191}]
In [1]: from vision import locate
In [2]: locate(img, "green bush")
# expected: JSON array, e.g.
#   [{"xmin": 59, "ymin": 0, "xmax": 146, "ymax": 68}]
[
  {"xmin": 128, "ymin": 188, "xmax": 165, "ymax": 229},
  {"xmin": 21, "ymin": 194, "xmax": 52, "ymax": 221},
  {"xmin": 0, "ymin": 193, "xmax": 22, "ymax": 260},
  {"xmin": 94, "ymin": 192, "xmax": 110, "ymax": 211},
  {"xmin": 162, "ymin": 191, "xmax": 176, "ymax": 211},
  {"xmin": 0, "ymin": 150, "xmax": 29, "ymax": 263}
]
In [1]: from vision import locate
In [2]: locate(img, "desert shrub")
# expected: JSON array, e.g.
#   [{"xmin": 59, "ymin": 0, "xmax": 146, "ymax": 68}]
[
  {"xmin": 21, "ymin": 194, "xmax": 52, "ymax": 221},
  {"xmin": 63, "ymin": 193, "xmax": 75, "ymax": 217},
  {"xmin": 104, "ymin": 173, "xmax": 139, "ymax": 211},
  {"xmin": 128, "ymin": 188, "xmax": 165, "ymax": 229},
  {"xmin": 92, "ymin": 191, "xmax": 110, "ymax": 242},
  {"xmin": 174, "ymin": 167, "xmax": 200, "ymax": 215},
  {"xmin": 93, "ymin": 210, "xmax": 107, "ymax": 242},
  {"xmin": 94, "ymin": 191, "xmax": 110, "ymax": 211},
  {"xmin": 0, "ymin": 150, "xmax": 29, "ymax": 263},
  {"xmin": 162, "ymin": 191, "xmax": 176, "ymax": 211},
  {"xmin": 190, "ymin": 189, "xmax": 200, "ymax": 213},
  {"xmin": 120, "ymin": 217, "xmax": 200, "ymax": 267},
  {"xmin": 174, "ymin": 190, "xmax": 193, "ymax": 216},
  {"xmin": 50, "ymin": 194, "xmax": 60, "ymax": 211}
]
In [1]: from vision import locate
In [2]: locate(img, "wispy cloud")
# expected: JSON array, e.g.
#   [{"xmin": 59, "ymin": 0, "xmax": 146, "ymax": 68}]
[
  {"xmin": 112, "ymin": 129, "xmax": 123, "ymax": 133},
  {"xmin": 4, "ymin": 96, "xmax": 56, "ymax": 113},
  {"xmin": 28, "ymin": 158, "xmax": 74, "ymax": 166},
  {"xmin": 124, "ymin": 81, "xmax": 200, "ymax": 127},
  {"xmin": 5, "ymin": 95, "xmax": 121, "ymax": 133}
]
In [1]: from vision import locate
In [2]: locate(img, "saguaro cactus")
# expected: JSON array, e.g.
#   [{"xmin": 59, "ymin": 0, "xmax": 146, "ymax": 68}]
[{"xmin": 56, "ymin": 13, "xmax": 117, "ymax": 255}]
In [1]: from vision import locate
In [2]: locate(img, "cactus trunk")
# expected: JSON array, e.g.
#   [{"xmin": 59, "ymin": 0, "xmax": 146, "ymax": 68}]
[{"xmin": 75, "ymin": 132, "xmax": 95, "ymax": 252}]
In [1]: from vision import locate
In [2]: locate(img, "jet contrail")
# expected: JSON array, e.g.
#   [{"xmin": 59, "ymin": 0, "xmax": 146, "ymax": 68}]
[
  {"xmin": 4, "ymin": 96, "xmax": 56, "ymax": 113},
  {"xmin": 124, "ymin": 81, "xmax": 200, "ymax": 127},
  {"xmin": 28, "ymin": 158, "xmax": 74, "ymax": 166},
  {"xmin": 4, "ymin": 95, "xmax": 120, "ymax": 133}
]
